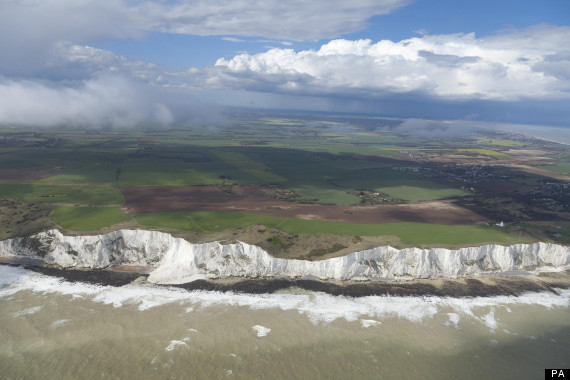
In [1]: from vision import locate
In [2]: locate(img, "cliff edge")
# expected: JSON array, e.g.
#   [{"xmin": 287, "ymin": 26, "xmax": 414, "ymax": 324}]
[{"xmin": 1, "ymin": 229, "xmax": 569, "ymax": 285}]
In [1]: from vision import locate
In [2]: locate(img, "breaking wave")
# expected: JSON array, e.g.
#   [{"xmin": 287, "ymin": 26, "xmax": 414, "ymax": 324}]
[{"xmin": 1, "ymin": 265, "xmax": 569, "ymax": 328}]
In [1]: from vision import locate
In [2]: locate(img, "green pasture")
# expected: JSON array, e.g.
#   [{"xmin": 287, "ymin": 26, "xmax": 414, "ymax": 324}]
[
  {"xmin": 378, "ymin": 147, "xmax": 509, "ymax": 159},
  {"xmin": 135, "ymin": 211, "xmax": 285, "ymax": 233},
  {"xmin": 214, "ymin": 151, "xmax": 287, "ymax": 183},
  {"xmin": 259, "ymin": 153, "xmax": 361, "ymax": 203},
  {"xmin": 0, "ymin": 148, "xmax": 65, "ymax": 170},
  {"xmin": 134, "ymin": 210, "xmax": 516, "ymax": 246},
  {"xmin": 289, "ymin": 185, "xmax": 360, "ymax": 204},
  {"xmin": 235, "ymin": 147, "xmax": 396, "ymax": 203},
  {"xmin": 375, "ymin": 185, "xmax": 465, "ymax": 201},
  {"xmin": 53, "ymin": 206, "xmax": 131, "ymax": 231},
  {"xmin": 456, "ymin": 148, "xmax": 509, "ymax": 158},
  {"xmin": 41, "ymin": 164, "xmax": 119, "ymax": 184},
  {"xmin": 477, "ymin": 139, "xmax": 528, "ymax": 147},
  {"xmin": 330, "ymin": 167, "xmax": 466, "ymax": 201},
  {"xmin": 0, "ymin": 184, "xmax": 124, "ymax": 205},
  {"xmin": 135, "ymin": 212, "xmax": 202, "ymax": 231},
  {"xmin": 119, "ymin": 158, "xmax": 230, "ymax": 186},
  {"xmin": 0, "ymin": 158, "xmax": 43, "ymax": 170},
  {"xmin": 539, "ymin": 161, "xmax": 570, "ymax": 175},
  {"xmin": 278, "ymin": 219, "xmax": 516, "ymax": 245}
]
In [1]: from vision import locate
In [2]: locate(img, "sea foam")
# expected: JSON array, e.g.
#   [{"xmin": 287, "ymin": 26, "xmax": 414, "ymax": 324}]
[{"xmin": 1, "ymin": 265, "xmax": 568, "ymax": 330}]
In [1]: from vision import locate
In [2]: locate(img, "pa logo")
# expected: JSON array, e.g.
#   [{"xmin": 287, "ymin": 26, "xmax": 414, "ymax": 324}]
[{"xmin": 546, "ymin": 369, "xmax": 567, "ymax": 378}]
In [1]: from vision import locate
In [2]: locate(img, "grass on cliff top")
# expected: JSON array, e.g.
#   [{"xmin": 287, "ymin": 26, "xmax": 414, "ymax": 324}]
[
  {"xmin": 277, "ymin": 219, "xmax": 516, "ymax": 245},
  {"xmin": 53, "ymin": 206, "xmax": 131, "ymax": 231},
  {"xmin": 134, "ymin": 210, "xmax": 517, "ymax": 246},
  {"xmin": 135, "ymin": 211, "xmax": 285, "ymax": 233}
]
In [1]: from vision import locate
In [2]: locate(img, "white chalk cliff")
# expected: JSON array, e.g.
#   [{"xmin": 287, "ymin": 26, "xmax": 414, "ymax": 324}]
[{"xmin": 1, "ymin": 229, "xmax": 569, "ymax": 284}]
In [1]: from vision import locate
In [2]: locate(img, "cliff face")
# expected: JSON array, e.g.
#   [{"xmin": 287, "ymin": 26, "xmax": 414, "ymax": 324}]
[{"xmin": 1, "ymin": 229, "xmax": 569, "ymax": 285}]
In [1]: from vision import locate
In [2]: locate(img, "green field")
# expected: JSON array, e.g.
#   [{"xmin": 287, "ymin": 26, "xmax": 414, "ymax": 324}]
[
  {"xmin": 214, "ymin": 151, "xmax": 287, "ymax": 183},
  {"xmin": 331, "ymin": 168, "xmax": 466, "ymax": 201},
  {"xmin": 135, "ymin": 210, "xmax": 516, "ymax": 245},
  {"xmin": 456, "ymin": 148, "xmax": 510, "ymax": 158},
  {"xmin": 477, "ymin": 139, "xmax": 528, "ymax": 147},
  {"xmin": 0, "ymin": 184, "xmax": 124, "ymax": 205},
  {"xmin": 278, "ymin": 219, "xmax": 514, "ymax": 245},
  {"xmin": 136, "ymin": 211, "xmax": 285, "ymax": 233},
  {"xmin": 539, "ymin": 161, "xmax": 570, "ymax": 175},
  {"xmin": 53, "ymin": 206, "xmax": 131, "ymax": 231}
]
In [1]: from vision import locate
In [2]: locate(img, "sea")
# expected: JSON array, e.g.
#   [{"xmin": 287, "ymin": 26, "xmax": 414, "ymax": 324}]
[
  {"xmin": 1, "ymin": 265, "xmax": 569, "ymax": 380},
  {"xmin": 501, "ymin": 124, "xmax": 570, "ymax": 145}
]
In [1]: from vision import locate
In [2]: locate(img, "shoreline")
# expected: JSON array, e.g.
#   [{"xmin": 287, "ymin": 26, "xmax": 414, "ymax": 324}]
[{"xmin": 3, "ymin": 262, "xmax": 569, "ymax": 298}]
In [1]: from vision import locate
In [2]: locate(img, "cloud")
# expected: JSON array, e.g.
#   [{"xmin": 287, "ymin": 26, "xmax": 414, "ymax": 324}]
[
  {"xmin": 0, "ymin": 75, "xmax": 179, "ymax": 128},
  {"xmin": 417, "ymin": 50, "xmax": 480, "ymax": 67},
  {"xmin": 133, "ymin": 0, "xmax": 412, "ymax": 40},
  {"xmin": 222, "ymin": 37, "xmax": 246, "ymax": 43},
  {"xmin": 211, "ymin": 25, "xmax": 570, "ymax": 101},
  {"xmin": 1, "ymin": 2, "xmax": 566, "ymax": 128},
  {"xmin": 0, "ymin": 0, "xmax": 140, "ymax": 76},
  {"xmin": 386, "ymin": 118, "xmax": 570, "ymax": 142},
  {"xmin": 392, "ymin": 118, "xmax": 491, "ymax": 137},
  {"xmin": 532, "ymin": 52, "xmax": 570, "ymax": 80},
  {"xmin": 0, "ymin": 0, "xmax": 412, "ymax": 76},
  {"xmin": 43, "ymin": 43, "xmax": 163, "ymax": 83}
]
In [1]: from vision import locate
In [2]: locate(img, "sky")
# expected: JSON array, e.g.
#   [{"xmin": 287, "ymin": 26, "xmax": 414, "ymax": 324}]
[{"xmin": 0, "ymin": 0, "xmax": 569, "ymax": 129}]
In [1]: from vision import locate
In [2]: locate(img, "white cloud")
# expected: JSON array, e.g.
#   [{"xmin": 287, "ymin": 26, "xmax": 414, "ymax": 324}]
[
  {"xmin": 43, "ymin": 43, "xmax": 163, "ymax": 83},
  {"xmin": 212, "ymin": 25, "xmax": 570, "ymax": 101},
  {"xmin": 0, "ymin": 0, "xmax": 411, "ymax": 75},
  {"xmin": 222, "ymin": 37, "xmax": 246, "ymax": 43},
  {"xmin": 0, "ymin": 0, "xmax": 140, "ymax": 75},
  {"xmin": 0, "ymin": 75, "xmax": 173, "ymax": 128},
  {"xmin": 133, "ymin": 0, "xmax": 412, "ymax": 40},
  {"xmin": 0, "ymin": 1, "xmax": 566, "ymax": 127}
]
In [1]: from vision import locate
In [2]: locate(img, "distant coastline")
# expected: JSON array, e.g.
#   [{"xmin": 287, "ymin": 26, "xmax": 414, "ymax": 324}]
[{"xmin": 500, "ymin": 124, "xmax": 570, "ymax": 146}]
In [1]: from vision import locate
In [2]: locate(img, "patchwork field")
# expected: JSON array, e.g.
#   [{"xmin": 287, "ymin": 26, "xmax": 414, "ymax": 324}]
[
  {"xmin": 120, "ymin": 185, "xmax": 484, "ymax": 225},
  {"xmin": 1, "ymin": 111, "xmax": 568, "ymax": 251}
]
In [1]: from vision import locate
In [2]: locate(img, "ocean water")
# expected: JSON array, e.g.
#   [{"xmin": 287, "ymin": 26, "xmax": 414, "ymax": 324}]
[
  {"xmin": 1, "ymin": 266, "xmax": 569, "ymax": 380},
  {"xmin": 500, "ymin": 124, "xmax": 570, "ymax": 145}
]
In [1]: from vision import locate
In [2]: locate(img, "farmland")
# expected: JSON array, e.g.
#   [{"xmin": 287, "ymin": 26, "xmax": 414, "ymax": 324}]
[
  {"xmin": 1, "ymin": 111, "xmax": 569, "ymax": 256},
  {"xmin": 134, "ymin": 210, "xmax": 516, "ymax": 246}
]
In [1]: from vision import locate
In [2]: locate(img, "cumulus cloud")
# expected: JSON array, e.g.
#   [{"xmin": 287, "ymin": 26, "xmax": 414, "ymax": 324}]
[
  {"xmin": 40, "ymin": 43, "xmax": 163, "ymax": 83},
  {"xmin": 1, "ymin": 2, "xmax": 567, "ymax": 127},
  {"xmin": 212, "ymin": 25, "xmax": 570, "ymax": 101},
  {"xmin": 0, "ymin": 0, "xmax": 411, "ymax": 76},
  {"xmin": 0, "ymin": 0, "xmax": 140, "ymax": 75}
]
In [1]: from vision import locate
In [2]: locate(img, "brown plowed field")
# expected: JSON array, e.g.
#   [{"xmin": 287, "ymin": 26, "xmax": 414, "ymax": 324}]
[
  {"xmin": 0, "ymin": 168, "xmax": 54, "ymax": 180},
  {"xmin": 120, "ymin": 185, "xmax": 487, "ymax": 225}
]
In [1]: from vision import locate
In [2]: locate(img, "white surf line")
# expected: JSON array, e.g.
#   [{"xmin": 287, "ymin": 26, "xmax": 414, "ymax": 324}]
[{"xmin": 1, "ymin": 266, "xmax": 569, "ymax": 328}]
